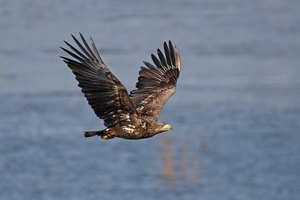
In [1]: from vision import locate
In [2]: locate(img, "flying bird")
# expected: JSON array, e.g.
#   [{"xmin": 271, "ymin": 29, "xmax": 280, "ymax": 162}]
[{"xmin": 61, "ymin": 34, "xmax": 181, "ymax": 140}]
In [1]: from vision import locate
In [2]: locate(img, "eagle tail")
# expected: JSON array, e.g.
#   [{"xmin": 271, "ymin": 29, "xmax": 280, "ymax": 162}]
[
  {"xmin": 84, "ymin": 129, "xmax": 114, "ymax": 140},
  {"xmin": 84, "ymin": 130, "xmax": 107, "ymax": 137}
]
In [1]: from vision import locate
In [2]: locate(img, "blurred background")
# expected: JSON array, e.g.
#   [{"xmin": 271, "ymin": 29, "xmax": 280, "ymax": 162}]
[{"xmin": 1, "ymin": 0, "xmax": 300, "ymax": 199}]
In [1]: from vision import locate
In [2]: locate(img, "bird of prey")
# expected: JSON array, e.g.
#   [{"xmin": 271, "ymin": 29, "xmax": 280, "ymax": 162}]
[{"xmin": 61, "ymin": 34, "xmax": 181, "ymax": 140}]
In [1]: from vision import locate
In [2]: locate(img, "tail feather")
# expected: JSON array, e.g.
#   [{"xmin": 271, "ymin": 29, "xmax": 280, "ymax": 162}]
[{"xmin": 84, "ymin": 130, "xmax": 107, "ymax": 137}]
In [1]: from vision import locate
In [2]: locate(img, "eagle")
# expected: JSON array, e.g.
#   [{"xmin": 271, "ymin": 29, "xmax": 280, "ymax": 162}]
[{"xmin": 60, "ymin": 34, "xmax": 181, "ymax": 140}]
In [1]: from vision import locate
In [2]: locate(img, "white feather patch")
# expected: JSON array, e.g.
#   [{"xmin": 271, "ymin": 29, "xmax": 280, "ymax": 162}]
[{"xmin": 123, "ymin": 127, "xmax": 134, "ymax": 133}]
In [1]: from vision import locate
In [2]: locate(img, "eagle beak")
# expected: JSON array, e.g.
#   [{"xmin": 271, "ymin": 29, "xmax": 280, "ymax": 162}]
[
  {"xmin": 163, "ymin": 124, "xmax": 172, "ymax": 131},
  {"xmin": 155, "ymin": 123, "xmax": 172, "ymax": 134}
]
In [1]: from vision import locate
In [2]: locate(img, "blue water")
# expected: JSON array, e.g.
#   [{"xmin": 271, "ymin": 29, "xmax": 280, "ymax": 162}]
[{"xmin": 1, "ymin": 0, "xmax": 300, "ymax": 199}]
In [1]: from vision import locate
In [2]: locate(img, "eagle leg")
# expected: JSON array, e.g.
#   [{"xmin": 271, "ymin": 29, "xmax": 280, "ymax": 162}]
[
  {"xmin": 98, "ymin": 128, "xmax": 114, "ymax": 140},
  {"xmin": 100, "ymin": 134, "xmax": 114, "ymax": 140}
]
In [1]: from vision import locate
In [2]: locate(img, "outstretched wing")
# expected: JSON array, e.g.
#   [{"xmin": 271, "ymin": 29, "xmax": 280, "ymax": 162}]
[
  {"xmin": 130, "ymin": 41, "xmax": 181, "ymax": 120},
  {"xmin": 61, "ymin": 33, "xmax": 137, "ymax": 127}
]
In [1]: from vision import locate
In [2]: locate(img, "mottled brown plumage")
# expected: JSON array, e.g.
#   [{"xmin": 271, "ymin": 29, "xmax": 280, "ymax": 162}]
[{"xmin": 61, "ymin": 34, "xmax": 181, "ymax": 140}]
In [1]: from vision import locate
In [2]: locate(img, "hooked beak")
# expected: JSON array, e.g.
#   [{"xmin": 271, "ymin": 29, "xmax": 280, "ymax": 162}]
[{"xmin": 162, "ymin": 124, "xmax": 172, "ymax": 131}]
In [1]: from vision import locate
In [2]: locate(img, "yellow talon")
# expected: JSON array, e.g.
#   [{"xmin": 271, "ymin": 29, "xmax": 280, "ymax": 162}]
[{"xmin": 100, "ymin": 135, "xmax": 113, "ymax": 140}]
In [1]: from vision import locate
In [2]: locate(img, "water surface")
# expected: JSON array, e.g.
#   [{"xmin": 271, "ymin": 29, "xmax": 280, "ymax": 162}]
[{"xmin": 1, "ymin": 0, "xmax": 300, "ymax": 199}]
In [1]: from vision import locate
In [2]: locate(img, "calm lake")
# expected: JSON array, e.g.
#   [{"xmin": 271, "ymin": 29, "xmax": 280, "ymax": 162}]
[{"xmin": 1, "ymin": 0, "xmax": 300, "ymax": 199}]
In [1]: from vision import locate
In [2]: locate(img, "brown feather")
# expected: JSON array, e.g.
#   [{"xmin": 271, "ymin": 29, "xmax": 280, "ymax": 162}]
[
  {"xmin": 130, "ymin": 41, "xmax": 181, "ymax": 120},
  {"xmin": 61, "ymin": 34, "xmax": 137, "ymax": 127}
]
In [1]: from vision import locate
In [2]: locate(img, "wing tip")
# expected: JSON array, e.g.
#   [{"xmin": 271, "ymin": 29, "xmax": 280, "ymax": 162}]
[
  {"xmin": 168, "ymin": 40, "xmax": 181, "ymax": 71},
  {"xmin": 164, "ymin": 40, "xmax": 181, "ymax": 71}
]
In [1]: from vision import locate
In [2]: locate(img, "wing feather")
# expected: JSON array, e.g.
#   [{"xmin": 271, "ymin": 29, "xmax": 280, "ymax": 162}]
[
  {"xmin": 130, "ymin": 41, "xmax": 181, "ymax": 120},
  {"xmin": 61, "ymin": 34, "xmax": 137, "ymax": 127}
]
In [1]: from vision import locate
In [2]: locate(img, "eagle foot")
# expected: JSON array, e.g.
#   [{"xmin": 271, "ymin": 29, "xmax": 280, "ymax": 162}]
[{"xmin": 100, "ymin": 134, "xmax": 114, "ymax": 140}]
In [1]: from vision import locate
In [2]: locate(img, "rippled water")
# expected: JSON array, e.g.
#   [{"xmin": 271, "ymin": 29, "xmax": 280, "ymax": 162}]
[{"xmin": 1, "ymin": 0, "xmax": 300, "ymax": 200}]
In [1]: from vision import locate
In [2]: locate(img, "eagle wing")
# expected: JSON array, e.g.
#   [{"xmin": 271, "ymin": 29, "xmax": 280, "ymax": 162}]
[
  {"xmin": 61, "ymin": 34, "xmax": 137, "ymax": 127},
  {"xmin": 130, "ymin": 41, "xmax": 181, "ymax": 120}
]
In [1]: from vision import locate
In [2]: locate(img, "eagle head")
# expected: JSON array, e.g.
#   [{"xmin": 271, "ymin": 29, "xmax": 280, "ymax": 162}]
[{"xmin": 154, "ymin": 123, "xmax": 172, "ymax": 134}]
